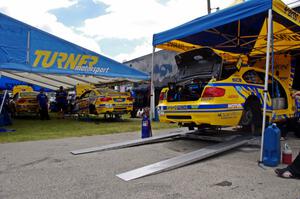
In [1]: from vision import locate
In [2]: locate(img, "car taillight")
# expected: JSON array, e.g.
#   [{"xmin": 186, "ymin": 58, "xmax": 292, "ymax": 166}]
[
  {"xmin": 17, "ymin": 99, "xmax": 26, "ymax": 103},
  {"xmin": 127, "ymin": 97, "xmax": 133, "ymax": 101},
  {"xmin": 100, "ymin": 97, "xmax": 112, "ymax": 102},
  {"xmin": 159, "ymin": 92, "xmax": 166, "ymax": 101},
  {"xmin": 202, "ymin": 87, "xmax": 225, "ymax": 97}
]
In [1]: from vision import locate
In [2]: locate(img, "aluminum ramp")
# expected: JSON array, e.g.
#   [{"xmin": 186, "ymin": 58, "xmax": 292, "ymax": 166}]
[
  {"xmin": 70, "ymin": 130, "xmax": 191, "ymax": 155},
  {"xmin": 117, "ymin": 136, "xmax": 256, "ymax": 181}
]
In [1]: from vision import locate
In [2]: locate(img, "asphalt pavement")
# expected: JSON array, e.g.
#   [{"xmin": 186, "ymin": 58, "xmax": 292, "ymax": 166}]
[{"xmin": 0, "ymin": 128, "xmax": 299, "ymax": 199}]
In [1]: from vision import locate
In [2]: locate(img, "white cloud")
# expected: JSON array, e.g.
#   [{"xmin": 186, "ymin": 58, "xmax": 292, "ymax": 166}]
[
  {"xmin": 0, "ymin": 0, "xmax": 101, "ymax": 53},
  {"xmin": 0, "ymin": 0, "xmax": 298, "ymax": 62},
  {"xmin": 115, "ymin": 41, "xmax": 153, "ymax": 63},
  {"xmin": 79, "ymin": 0, "xmax": 236, "ymax": 60}
]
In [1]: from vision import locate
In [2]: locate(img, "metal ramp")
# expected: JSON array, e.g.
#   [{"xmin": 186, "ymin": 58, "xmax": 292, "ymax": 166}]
[
  {"xmin": 117, "ymin": 136, "xmax": 256, "ymax": 181},
  {"xmin": 70, "ymin": 130, "xmax": 191, "ymax": 155}
]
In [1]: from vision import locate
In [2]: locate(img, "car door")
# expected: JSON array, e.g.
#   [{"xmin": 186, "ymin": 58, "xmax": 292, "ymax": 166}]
[
  {"xmin": 255, "ymin": 71, "xmax": 288, "ymax": 111},
  {"xmin": 77, "ymin": 91, "xmax": 91, "ymax": 114},
  {"xmin": 242, "ymin": 70, "xmax": 272, "ymax": 107}
]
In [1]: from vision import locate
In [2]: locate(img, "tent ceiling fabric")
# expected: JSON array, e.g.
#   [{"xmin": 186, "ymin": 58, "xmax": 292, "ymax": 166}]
[
  {"xmin": 153, "ymin": 0, "xmax": 300, "ymax": 56},
  {"xmin": 0, "ymin": 11, "xmax": 149, "ymax": 90},
  {"xmin": 0, "ymin": 70, "xmax": 139, "ymax": 91},
  {"xmin": 1, "ymin": 71, "xmax": 58, "ymax": 90}
]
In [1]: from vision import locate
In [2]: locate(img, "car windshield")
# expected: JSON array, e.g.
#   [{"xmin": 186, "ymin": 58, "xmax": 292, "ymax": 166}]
[{"xmin": 19, "ymin": 92, "xmax": 37, "ymax": 97}]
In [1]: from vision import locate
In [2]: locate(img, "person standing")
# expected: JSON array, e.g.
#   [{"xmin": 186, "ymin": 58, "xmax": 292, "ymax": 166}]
[
  {"xmin": 37, "ymin": 88, "xmax": 49, "ymax": 120},
  {"xmin": 56, "ymin": 86, "xmax": 67, "ymax": 119}
]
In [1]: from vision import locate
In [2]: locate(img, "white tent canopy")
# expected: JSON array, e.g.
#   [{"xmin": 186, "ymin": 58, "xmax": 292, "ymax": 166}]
[{"xmin": 0, "ymin": 70, "xmax": 141, "ymax": 91}]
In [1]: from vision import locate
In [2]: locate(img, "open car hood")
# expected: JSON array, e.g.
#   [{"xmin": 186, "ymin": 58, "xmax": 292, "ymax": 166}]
[{"xmin": 175, "ymin": 48, "xmax": 222, "ymax": 80}]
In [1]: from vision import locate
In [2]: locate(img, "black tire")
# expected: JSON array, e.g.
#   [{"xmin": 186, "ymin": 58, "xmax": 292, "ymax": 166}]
[
  {"xmin": 188, "ymin": 126, "xmax": 195, "ymax": 131},
  {"xmin": 240, "ymin": 99, "xmax": 262, "ymax": 131},
  {"xmin": 88, "ymin": 104, "xmax": 97, "ymax": 115},
  {"xmin": 115, "ymin": 114, "xmax": 121, "ymax": 119}
]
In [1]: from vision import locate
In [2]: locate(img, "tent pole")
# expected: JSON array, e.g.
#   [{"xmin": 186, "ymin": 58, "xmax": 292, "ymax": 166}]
[
  {"xmin": 260, "ymin": 9, "xmax": 273, "ymax": 162},
  {"xmin": 150, "ymin": 47, "xmax": 156, "ymax": 120},
  {"xmin": 26, "ymin": 31, "xmax": 31, "ymax": 64},
  {"xmin": 0, "ymin": 90, "xmax": 8, "ymax": 115}
]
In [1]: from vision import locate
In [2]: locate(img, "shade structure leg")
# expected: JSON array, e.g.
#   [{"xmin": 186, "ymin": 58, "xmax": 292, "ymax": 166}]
[
  {"xmin": 260, "ymin": 9, "xmax": 273, "ymax": 162},
  {"xmin": 150, "ymin": 47, "xmax": 156, "ymax": 120}
]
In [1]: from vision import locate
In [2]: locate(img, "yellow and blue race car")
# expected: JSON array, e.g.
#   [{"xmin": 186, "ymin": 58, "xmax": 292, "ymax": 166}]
[
  {"xmin": 158, "ymin": 48, "xmax": 299, "ymax": 132},
  {"xmin": 10, "ymin": 85, "xmax": 39, "ymax": 117},
  {"xmin": 76, "ymin": 88, "xmax": 133, "ymax": 118}
]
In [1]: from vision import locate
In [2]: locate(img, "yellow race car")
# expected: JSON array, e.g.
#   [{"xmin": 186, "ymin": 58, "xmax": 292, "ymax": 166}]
[
  {"xmin": 76, "ymin": 88, "xmax": 133, "ymax": 118},
  {"xmin": 157, "ymin": 48, "xmax": 300, "ymax": 131},
  {"xmin": 10, "ymin": 86, "xmax": 39, "ymax": 117}
]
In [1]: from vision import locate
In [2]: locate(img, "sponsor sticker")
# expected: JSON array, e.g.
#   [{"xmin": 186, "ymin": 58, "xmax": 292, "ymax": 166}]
[
  {"xmin": 228, "ymin": 104, "xmax": 242, "ymax": 109},
  {"xmin": 232, "ymin": 78, "xmax": 242, "ymax": 82}
]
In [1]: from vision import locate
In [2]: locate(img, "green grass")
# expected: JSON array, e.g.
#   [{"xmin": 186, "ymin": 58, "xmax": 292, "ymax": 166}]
[{"xmin": 0, "ymin": 114, "xmax": 177, "ymax": 143}]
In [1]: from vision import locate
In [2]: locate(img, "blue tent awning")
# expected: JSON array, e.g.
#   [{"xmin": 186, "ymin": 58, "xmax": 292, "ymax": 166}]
[
  {"xmin": 153, "ymin": 0, "xmax": 300, "ymax": 55},
  {"xmin": 0, "ymin": 12, "xmax": 149, "ymax": 81}
]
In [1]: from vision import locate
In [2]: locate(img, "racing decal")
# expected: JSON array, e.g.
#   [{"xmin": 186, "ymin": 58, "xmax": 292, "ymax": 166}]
[
  {"xmin": 232, "ymin": 78, "xmax": 242, "ymax": 82},
  {"xmin": 228, "ymin": 94, "xmax": 239, "ymax": 99},
  {"xmin": 160, "ymin": 104, "xmax": 243, "ymax": 113},
  {"xmin": 218, "ymin": 112, "xmax": 239, "ymax": 119},
  {"xmin": 208, "ymin": 83, "xmax": 271, "ymax": 109},
  {"xmin": 272, "ymin": 113, "xmax": 289, "ymax": 121},
  {"xmin": 233, "ymin": 85, "xmax": 272, "ymax": 110},
  {"xmin": 228, "ymin": 104, "xmax": 242, "ymax": 109},
  {"xmin": 163, "ymin": 104, "xmax": 229, "ymax": 111}
]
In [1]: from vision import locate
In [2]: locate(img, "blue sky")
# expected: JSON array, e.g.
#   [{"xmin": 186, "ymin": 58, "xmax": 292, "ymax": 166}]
[
  {"xmin": 50, "ymin": 0, "xmax": 108, "ymax": 27},
  {"xmin": 0, "ymin": 0, "xmax": 299, "ymax": 62}
]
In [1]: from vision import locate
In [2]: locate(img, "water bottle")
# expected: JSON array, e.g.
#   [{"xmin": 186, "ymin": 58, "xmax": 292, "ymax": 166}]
[{"xmin": 282, "ymin": 143, "xmax": 292, "ymax": 165}]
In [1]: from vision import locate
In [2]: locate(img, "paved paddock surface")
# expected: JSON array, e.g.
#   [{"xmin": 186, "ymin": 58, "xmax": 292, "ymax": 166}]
[{"xmin": 0, "ymin": 129, "xmax": 300, "ymax": 199}]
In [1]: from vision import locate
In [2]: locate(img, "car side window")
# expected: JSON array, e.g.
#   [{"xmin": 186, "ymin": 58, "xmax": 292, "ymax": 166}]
[
  {"xmin": 89, "ymin": 91, "xmax": 96, "ymax": 98},
  {"xmin": 13, "ymin": 93, "xmax": 19, "ymax": 100},
  {"xmin": 80, "ymin": 91, "xmax": 91, "ymax": 99},
  {"xmin": 242, "ymin": 70, "xmax": 264, "ymax": 85}
]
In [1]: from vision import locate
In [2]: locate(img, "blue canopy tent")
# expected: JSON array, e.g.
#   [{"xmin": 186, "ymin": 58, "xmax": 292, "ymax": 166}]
[
  {"xmin": 152, "ymin": 0, "xmax": 300, "ymax": 161},
  {"xmin": 0, "ymin": 12, "xmax": 149, "ymax": 91}
]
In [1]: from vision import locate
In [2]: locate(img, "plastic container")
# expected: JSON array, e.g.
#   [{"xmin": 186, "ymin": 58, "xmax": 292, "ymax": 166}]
[
  {"xmin": 263, "ymin": 123, "xmax": 281, "ymax": 167},
  {"xmin": 282, "ymin": 143, "xmax": 293, "ymax": 165},
  {"xmin": 141, "ymin": 115, "xmax": 152, "ymax": 138}
]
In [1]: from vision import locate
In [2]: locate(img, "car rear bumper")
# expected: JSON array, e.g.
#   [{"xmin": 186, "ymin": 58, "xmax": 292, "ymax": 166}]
[
  {"xmin": 16, "ymin": 105, "xmax": 39, "ymax": 113},
  {"xmin": 96, "ymin": 104, "xmax": 133, "ymax": 114},
  {"xmin": 158, "ymin": 107, "xmax": 243, "ymax": 126}
]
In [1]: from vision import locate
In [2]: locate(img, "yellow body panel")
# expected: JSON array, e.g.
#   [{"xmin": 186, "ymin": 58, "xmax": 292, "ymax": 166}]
[
  {"xmin": 12, "ymin": 86, "xmax": 39, "ymax": 114},
  {"xmin": 12, "ymin": 85, "xmax": 33, "ymax": 96},
  {"xmin": 75, "ymin": 83, "xmax": 96, "ymax": 97},
  {"xmin": 158, "ymin": 67, "xmax": 298, "ymax": 127}
]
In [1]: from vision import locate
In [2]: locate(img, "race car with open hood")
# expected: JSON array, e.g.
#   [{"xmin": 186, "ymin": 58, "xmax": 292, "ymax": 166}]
[{"xmin": 157, "ymin": 47, "xmax": 300, "ymax": 133}]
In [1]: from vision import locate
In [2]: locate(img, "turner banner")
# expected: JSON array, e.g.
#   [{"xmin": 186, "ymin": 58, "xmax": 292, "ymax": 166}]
[{"xmin": 0, "ymin": 13, "xmax": 149, "ymax": 80}]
